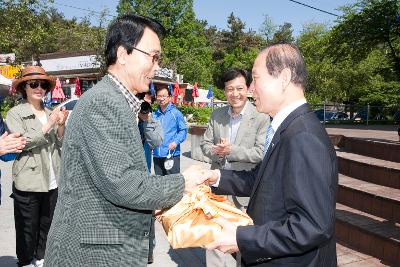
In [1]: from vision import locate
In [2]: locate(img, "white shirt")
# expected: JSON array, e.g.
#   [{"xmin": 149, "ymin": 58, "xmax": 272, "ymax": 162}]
[
  {"xmin": 37, "ymin": 114, "xmax": 58, "ymax": 190},
  {"xmin": 213, "ymin": 99, "xmax": 307, "ymax": 187},
  {"xmin": 223, "ymin": 102, "xmax": 248, "ymax": 170},
  {"xmin": 269, "ymin": 98, "xmax": 307, "ymax": 141}
]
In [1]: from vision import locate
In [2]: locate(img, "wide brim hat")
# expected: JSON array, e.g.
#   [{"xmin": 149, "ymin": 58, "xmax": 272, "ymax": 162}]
[{"xmin": 12, "ymin": 65, "xmax": 56, "ymax": 92}]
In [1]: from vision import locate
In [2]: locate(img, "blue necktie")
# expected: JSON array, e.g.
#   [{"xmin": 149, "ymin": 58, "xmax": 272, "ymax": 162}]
[{"xmin": 264, "ymin": 125, "xmax": 274, "ymax": 155}]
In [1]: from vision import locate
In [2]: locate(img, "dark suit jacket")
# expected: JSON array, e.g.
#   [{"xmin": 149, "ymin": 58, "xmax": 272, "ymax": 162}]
[
  {"xmin": 215, "ymin": 104, "xmax": 338, "ymax": 267},
  {"xmin": 45, "ymin": 76, "xmax": 184, "ymax": 267}
]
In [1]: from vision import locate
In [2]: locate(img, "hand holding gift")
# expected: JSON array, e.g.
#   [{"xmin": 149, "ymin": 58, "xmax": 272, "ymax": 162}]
[
  {"xmin": 205, "ymin": 216, "xmax": 239, "ymax": 254},
  {"xmin": 157, "ymin": 185, "xmax": 252, "ymax": 249},
  {"xmin": 182, "ymin": 165, "xmax": 217, "ymax": 193}
]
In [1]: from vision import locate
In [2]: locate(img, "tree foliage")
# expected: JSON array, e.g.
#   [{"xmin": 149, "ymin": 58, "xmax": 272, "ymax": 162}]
[
  {"xmin": 0, "ymin": 0, "xmax": 106, "ymax": 63},
  {"xmin": 1, "ymin": 0, "xmax": 399, "ymax": 106}
]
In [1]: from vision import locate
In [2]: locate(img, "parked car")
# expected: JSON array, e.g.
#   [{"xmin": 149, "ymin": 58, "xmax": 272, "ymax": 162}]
[{"xmin": 313, "ymin": 109, "xmax": 349, "ymax": 122}]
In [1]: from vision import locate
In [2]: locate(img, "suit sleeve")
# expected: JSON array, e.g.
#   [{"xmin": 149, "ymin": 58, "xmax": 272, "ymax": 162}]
[
  {"xmin": 226, "ymin": 115, "xmax": 269, "ymax": 163},
  {"xmin": 80, "ymin": 96, "xmax": 184, "ymax": 210},
  {"xmin": 143, "ymin": 117, "xmax": 163, "ymax": 149},
  {"xmin": 200, "ymin": 111, "xmax": 220, "ymax": 163},
  {"xmin": 237, "ymin": 132, "xmax": 337, "ymax": 263},
  {"xmin": 213, "ymin": 165, "xmax": 260, "ymax": 197}
]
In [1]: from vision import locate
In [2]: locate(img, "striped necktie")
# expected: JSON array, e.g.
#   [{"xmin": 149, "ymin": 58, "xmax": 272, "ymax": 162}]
[{"xmin": 264, "ymin": 125, "xmax": 274, "ymax": 155}]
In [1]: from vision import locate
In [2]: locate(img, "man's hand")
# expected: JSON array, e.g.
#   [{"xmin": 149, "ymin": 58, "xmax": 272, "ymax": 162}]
[
  {"xmin": 212, "ymin": 138, "xmax": 231, "ymax": 156},
  {"xmin": 168, "ymin": 141, "xmax": 177, "ymax": 151},
  {"xmin": 206, "ymin": 216, "xmax": 239, "ymax": 254},
  {"xmin": 182, "ymin": 165, "xmax": 221, "ymax": 193},
  {"xmin": 0, "ymin": 132, "xmax": 26, "ymax": 155}
]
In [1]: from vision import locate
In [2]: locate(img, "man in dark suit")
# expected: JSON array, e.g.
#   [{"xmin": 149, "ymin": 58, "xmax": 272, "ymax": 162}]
[
  {"xmin": 204, "ymin": 43, "xmax": 338, "ymax": 266},
  {"xmin": 44, "ymin": 14, "xmax": 206, "ymax": 267}
]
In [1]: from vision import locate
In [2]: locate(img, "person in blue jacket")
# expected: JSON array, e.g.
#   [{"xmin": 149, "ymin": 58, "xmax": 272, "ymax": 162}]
[
  {"xmin": 152, "ymin": 87, "xmax": 187, "ymax": 175},
  {"xmin": 0, "ymin": 112, "xmax": 26, "ymax": 205}
]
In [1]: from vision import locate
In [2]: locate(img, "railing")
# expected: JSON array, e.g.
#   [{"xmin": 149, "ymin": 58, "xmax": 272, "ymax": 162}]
[
  {"xmin": 310, "ymin": 103, "xmax": 400, "ymax": 125},
  {"xmin": 205, "ymin": 101, "xmax": 400, "ymax": 125}
]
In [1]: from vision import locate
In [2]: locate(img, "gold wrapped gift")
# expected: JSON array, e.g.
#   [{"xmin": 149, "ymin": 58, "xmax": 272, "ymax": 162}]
[{"xmin": 157, "ymin": 185, "xmax": 253, "ymax": 249}]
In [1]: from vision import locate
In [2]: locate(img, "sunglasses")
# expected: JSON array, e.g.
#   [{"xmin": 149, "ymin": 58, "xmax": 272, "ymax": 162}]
[{"xmin": 26, "ymin": 81, "xmax": 50, "ymax": 90}]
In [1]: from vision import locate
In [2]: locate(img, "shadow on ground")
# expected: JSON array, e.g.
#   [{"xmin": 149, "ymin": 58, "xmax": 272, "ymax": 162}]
[
  {"xmin": 0, "ymin": 256, "xmax": 17, "ymax": 267},
  {"xmin": 168, "ymin": 247, "xmax": 206, "ymax": 267}
]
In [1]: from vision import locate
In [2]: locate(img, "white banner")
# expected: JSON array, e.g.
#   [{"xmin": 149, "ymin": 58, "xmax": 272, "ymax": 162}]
[{"xmin": 39, "ymin": 55, "xmax": 101, "ymax": 72}]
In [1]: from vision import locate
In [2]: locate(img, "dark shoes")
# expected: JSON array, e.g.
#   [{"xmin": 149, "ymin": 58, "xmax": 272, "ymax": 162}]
[{"xmin": 147, "ymin": 254, "xmax": 154, "ymax": 264}]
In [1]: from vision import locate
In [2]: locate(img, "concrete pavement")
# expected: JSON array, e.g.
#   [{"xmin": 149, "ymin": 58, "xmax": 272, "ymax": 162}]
[{"xmin": 1, "ymin": 125, "xmax": 398, "ymax": 266}]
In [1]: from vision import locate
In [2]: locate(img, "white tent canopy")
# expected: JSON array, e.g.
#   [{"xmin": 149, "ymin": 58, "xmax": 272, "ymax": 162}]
[{"xmin": 0, "ymin": 74, "xmax": 11, "ymax": 86}]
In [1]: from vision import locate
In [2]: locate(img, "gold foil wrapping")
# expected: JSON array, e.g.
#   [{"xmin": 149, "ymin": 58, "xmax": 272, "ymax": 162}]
[{"xmin": 157, "ymin": 185, "xmax": 253, "ymax": 248}]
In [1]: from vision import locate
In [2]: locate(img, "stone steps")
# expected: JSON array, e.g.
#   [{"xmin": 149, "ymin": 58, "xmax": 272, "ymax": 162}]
[
  {"xmin": 336, "ymin": 203, "xmax": 400, "ymax": 266},
  {"xmin": 337, "ymin": 148, "xmax": 400, "ymax": 189},
  {"xmin": 330, "ymin": 135, "xmax": 400, "ymax": 163},
  {"xmin": 337, "ymin": 174, "xmax": 400, "ymax": 223},
  {"xmin": 330, "ymin": 134, "xmax": 400, "ymax": 265}
]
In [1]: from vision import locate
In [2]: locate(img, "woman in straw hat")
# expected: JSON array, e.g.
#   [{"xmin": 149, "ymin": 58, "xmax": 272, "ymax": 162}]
[{"xmin": 6, "ymin": 66, "xmax": 68, "ymax": 267}]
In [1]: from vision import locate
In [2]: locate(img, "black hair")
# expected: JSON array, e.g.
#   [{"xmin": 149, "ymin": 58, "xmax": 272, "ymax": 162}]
[
  {"xmin": 263, "ymin": 43, "xmax": 307, "ymax": 89},
  {"xmin": 155, "ymin": 87, "xmax": 171, "ymax": 97},
  {"xmin": 222, "ymin": 68, "xmax": 252, "ymax": 87},
  {"xmin": 104, "ymin": 14, "xmax": 166, "ymax": 67}
]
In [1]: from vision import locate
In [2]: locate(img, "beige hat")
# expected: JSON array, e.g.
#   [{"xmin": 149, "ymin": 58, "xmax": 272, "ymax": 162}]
[{"xmin": 12, "ymin": 65, "xmax": 56, "ymax": 92}]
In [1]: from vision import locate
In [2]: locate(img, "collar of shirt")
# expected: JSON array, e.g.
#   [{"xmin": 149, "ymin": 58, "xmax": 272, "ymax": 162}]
[
  {"xmin": 107, "ymin": 73, "xmax": 142, "ymax": 114},
  {"xmin": 270, "ymin": 99, "xmax": 307, "ymax": 132},
  {"xmin": 227, "ymin": 101, "xmax": 248, "ymax": 119}
]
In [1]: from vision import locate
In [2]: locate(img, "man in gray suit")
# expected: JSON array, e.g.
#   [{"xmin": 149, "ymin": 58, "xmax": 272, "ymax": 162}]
[
  {"xmin": 201, "ymin": 68, "xmax": 269, "ymax": 267},
  {"xmin": 45, "ymin": 14, "xmax": 205, "ymax": 267}
]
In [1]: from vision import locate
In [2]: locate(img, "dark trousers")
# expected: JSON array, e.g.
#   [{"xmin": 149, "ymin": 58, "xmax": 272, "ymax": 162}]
[
  {"xmin": 12, "ymin": 184, "xmax": 58, "ymax": 266},
  {"xmin": 153, "ymin": 156, "xmax": 181, "ymax": 175}
]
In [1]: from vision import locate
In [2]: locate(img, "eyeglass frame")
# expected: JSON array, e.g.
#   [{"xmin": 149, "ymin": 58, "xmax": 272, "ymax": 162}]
[{"xmin": 132, "ymin": 47, "xmax": 161, "ymax": 64}]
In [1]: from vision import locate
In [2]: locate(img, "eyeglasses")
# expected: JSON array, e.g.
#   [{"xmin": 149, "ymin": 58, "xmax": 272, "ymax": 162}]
[
  {"xmin": 156, "ymin": 95, "xmax": 170, "ymax": 100},
  {"xmin": 132, "ymin": 47, "xmax": 162, "ymax": 64},
  {"xmin": 26, "ymin": 81, "xmax": 50, "ymax": 90}
]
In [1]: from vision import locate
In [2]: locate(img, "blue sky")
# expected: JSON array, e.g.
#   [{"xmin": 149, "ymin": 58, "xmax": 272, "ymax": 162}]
[{"xmin": 52, "ymin": 0, "xmax": 357, "ymax": 36}]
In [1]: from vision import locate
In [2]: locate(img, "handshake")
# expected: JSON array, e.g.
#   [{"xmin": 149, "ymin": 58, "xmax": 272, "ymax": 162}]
[{"xmin": 182, "ymin": 165, "xmax": 220, "ymax": 193}]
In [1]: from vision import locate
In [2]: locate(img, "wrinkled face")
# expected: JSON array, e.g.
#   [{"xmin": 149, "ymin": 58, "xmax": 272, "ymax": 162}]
[
  {"xmin": 156, "ymin": 88, "xmax": 170, "ymax": 109},
  {"xmin": 24, "ymin": 79, "xmax": 49, "ymax": 102},
  {"xmin": 124, "ymin": 27, "xmax": 161, "ymax": 93},
  {"xmin": 224, "ymin": 75, "xmax": 248, "ymax": 112},
  {"xmin": 250, "ymin": 52, "xmax": 285, "ymax": 117}
]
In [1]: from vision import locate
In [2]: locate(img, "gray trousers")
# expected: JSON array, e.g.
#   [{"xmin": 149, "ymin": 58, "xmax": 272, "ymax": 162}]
[{"xmin": 205, "ymin": 195, "xmax": 248, "ymax": 267}]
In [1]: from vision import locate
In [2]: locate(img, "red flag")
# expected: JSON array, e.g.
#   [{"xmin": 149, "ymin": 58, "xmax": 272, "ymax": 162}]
[
  {"xmin": 52, "ymin": 78, "xmax": 65, "ymax": 100},
  {"xmin": 192, "ymin": 82, "xmax": 199, "ymax": 98},
  {"xmin": 173, "ymin": 81, "xmax": 180, "ymax": 104},
  {"xmin": 75, "ymin": 77, "xmax": 82, "ymax": 97}
]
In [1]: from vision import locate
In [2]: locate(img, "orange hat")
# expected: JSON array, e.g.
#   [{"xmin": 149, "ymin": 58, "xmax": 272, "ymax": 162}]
[{"xmin": 12, "ymin": 66, "xmax": 56, "ymax": 92}]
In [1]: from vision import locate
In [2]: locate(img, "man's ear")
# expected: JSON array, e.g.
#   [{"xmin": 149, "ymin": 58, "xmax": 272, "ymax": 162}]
[
  {"xmin": 116, "ymin": 46, "xmax": 127, "ymax": 65},
  {"xmin": 281, "ymin": 68, "xmax": 291, "ymax": 91}
]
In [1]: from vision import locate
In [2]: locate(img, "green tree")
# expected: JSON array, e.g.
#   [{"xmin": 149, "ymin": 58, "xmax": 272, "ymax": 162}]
[
  {"xmin": 128, "ymin": 0, "xmax": 215, "ymax": 87},
  {"xmin": 0, "ymin": 0, "xmax": 106, "ymax": 63},
  {"xmin": 329, "ymin": 0, "xmax": 400, "ymax": 76},
  {"xmin": 271, "ymin": 22, "xmax": 294, "ymax": 44},
  {"xmin": 259, "ymin": 14, "xmax": 277, "ymax": 42},
  {"xmin": 117, "ymin": 0, "xmax": 134, "ymax": 16}
]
